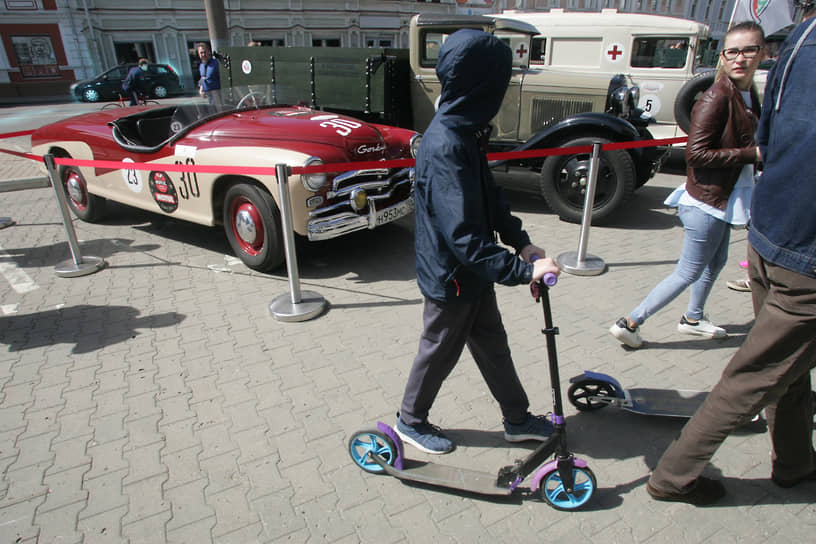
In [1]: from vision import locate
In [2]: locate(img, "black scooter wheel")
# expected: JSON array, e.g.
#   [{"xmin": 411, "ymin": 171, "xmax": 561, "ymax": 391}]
[
  {"xmin": 568, "ymin": 379, "xmax": 617, "ymax": 411},
  {"xmin": 348, "ymin": 428, "xmax": 397, "ymax": 474},
  {"xmin": 540, "ymin": 466, "xmax": 597, "ymax": 510}
]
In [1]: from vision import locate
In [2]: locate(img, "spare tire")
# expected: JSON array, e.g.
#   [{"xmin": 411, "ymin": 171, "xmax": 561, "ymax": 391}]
[{"xmin": 674, "ymin": 70, "xmax": 716, "ymax": 134}]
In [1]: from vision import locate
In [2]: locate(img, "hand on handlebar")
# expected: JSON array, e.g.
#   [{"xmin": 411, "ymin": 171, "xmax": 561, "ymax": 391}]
[{"xmin": 532, "ymin": 256, "xmax": 560, "ymax": 283}]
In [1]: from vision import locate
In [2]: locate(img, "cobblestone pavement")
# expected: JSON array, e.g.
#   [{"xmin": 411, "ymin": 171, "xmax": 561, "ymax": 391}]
[{"xmin": 1, "ymin": 105, "xmax": 814, "ymax": 543}]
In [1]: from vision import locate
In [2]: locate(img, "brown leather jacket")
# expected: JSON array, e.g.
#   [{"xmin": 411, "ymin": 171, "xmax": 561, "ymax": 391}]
[{"xmin": 685, "ymin": 75, "xmax": 760, "ymax": 209}]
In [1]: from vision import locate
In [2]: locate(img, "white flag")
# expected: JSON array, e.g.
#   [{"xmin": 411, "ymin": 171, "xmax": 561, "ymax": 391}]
[{"xmin": 731, "ymin": 0, "xmax": 794, "ymax": 36}]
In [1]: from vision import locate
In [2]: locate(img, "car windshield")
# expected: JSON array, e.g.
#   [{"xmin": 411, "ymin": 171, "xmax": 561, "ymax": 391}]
[{"xmin": 110, "ymin": 86, "xmax": 290, "ymax": 151}]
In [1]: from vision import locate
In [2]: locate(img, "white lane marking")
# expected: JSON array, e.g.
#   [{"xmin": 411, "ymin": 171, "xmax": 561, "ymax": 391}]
[
  {"xmin": 1, "ymin": 304, "xmax": 19, "ymax": 315},
  {"xmin": 0, "ymin": 243, "xmax": 39, "ymax": 294}
]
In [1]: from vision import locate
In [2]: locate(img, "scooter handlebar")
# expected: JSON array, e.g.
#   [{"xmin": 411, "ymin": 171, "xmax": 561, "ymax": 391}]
[{"xmin": 530, "ymin": 255, "xmax": 557, "ymax": 287}]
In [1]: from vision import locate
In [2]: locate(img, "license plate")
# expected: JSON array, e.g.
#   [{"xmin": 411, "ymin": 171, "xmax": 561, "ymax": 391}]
[{"xmin": 375, "ymin": 197, "xmax": 414, "ymax": 226}]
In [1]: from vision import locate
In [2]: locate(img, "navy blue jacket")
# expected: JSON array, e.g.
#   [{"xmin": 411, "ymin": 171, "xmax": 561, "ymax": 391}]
[
  {"xmin": 122, "ymin": 65, "xmax": 145, "ymax": 93},
  {"xmin": 751, "ymin": 17, "xmax": 816, "ymax": 278},
  {"xmin": 414, "ymin": 30, "xmax": 533, "ymax": 302}
]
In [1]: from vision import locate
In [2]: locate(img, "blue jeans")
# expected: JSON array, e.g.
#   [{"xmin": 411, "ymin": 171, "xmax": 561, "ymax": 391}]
[{"xmin": 630, "ymin": 204, "xmax": 731, "ymax": 325}]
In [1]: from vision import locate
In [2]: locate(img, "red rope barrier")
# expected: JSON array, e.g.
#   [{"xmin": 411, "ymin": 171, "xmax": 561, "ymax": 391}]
[{"xmin": 0, "ymin": 135, "xmax": 688, "ymax": 177}]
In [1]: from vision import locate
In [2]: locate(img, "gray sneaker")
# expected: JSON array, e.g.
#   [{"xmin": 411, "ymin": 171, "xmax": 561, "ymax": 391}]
[
  {"xmin": 609, "ymin": 317, "xmax": 643, "ymax": 348},
  {"xmin": 503, "ymin": 413, "xmax": 554, "ymax": 442},
  {"xmin": 395, "ymin": 415, "xmax": 453, "ymax": 454},
  {"xmin": 677, "ymin": 315, "xmax": 727, "ymax": 338}
]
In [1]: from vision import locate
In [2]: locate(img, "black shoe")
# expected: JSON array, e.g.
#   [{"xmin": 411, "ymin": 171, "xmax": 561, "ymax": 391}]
[
  {"xmin": 771, "ymin": 469, "xmax": 816, "ymax": 488},
  {"xmin": 646, "ymin": 476, "xmax": 725, "ymax": 506}
]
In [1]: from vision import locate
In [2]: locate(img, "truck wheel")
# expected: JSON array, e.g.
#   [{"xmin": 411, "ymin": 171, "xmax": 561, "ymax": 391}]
[
  {"xmin": 223, "ymin": 182, "xmax": 285, "ymax": 272},
  {"xmin": 539, "ymin": 137, "xmax": 635, "ymax": 224},
  {"xmin": 674, "ymin": 71, "xmax": 715, "ymax": 135}
]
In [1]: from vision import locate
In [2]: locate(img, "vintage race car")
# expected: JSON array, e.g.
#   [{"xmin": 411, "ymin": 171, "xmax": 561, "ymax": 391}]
[{"xmin": 31, "ymin": 91, "xmax": 420, "ymax": 272}]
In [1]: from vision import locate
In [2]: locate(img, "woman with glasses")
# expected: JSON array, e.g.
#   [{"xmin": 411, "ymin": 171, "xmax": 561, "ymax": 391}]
[{"xmin": 610, "ymin": 21, "xmax": 765, "ymax": 349}]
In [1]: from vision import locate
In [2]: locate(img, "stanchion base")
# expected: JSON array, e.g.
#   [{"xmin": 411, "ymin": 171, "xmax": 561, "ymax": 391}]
[
  {"xmin": 557, "ymin": 251, "xmax": 606, "ymax": 277},
  {"xmin": 55, "ymin": 256, "xmax": 107, "ymax": 278},
  {"xmin": 0, "ymin": 217, "xmax": 15, "ymax": 229},
  {"xmin": 269, "ymin": 290, "xmax": 327, "ymax": 322}
]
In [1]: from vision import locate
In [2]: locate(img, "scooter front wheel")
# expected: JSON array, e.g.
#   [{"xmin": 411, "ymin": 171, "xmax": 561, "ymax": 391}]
[
  {"xmin": 540, "ymin": 466, "xmax": 597, "ymax": 510},
  {"xmin": 348, "ymin": 428, "xmax": 397, "ymax": 474},
  {"xmin": 568, "ymin": 379, "xmax": 617, "ymax": 411}
]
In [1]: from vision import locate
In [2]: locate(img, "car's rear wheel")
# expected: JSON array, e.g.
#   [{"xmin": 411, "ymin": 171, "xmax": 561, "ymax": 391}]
[
  {"xmin": 223, "ymin": 182, "xmax": 285, "ymax": 272},
  {"xmin": 152, "ymin": 85, "xmax": 168, "ymax": 99},
  {"xmin": 539, "ymin": 136, "xmax": 635, "ymax": 223},
  {"xmin": 59, "ymin": 163, "xmax": 105, "ymax": 222},
  {"xmin": 82, "ymin": 88, "xmax": 100, "ymax": 102}
]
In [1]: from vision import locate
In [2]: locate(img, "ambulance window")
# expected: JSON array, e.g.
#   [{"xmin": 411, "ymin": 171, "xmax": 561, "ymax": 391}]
[
  {"xmin": 421, "ymin": 31, "xmax": 446, "ymax": 67},
  {"xmin": 631, "ymin": 37, "xmax": 689, "ymax": 68},
  {"xmin": 531, "ymin": 38, "xmax": 546, "ymax": 64}
]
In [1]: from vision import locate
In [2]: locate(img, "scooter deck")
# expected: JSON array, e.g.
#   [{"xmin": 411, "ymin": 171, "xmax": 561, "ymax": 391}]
[
  {"xmin": 626, "ymin": 388, "xmax": 708, "ymax": 418},
  {"xmin": 369, "ymin": 454, "xmax": 513, "ymax": 496}
]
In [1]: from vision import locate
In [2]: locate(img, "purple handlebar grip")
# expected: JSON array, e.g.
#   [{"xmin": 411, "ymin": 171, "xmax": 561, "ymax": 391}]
[{"xmin": 530, "ymin": 256, "xmax": 557, "ymax": 286}]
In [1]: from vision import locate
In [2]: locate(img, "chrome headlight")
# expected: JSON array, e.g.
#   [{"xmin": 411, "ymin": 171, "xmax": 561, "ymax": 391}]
[
  {"xmin": 628, "ymin": 86, "xmax": 640, "ymax": 109},
  {"xmin": 410, "ymin": 133, "xmax": 422, "ymax": 159},
  {"xmin": 301, "ymin": 157, "xmax": 327, "ymax": 191}
]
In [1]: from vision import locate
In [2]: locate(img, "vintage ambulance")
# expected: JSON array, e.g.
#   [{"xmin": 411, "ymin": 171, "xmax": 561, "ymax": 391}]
[{"xmin": 495, "ymin": 8, "xmax": 718, "ymax": 140}]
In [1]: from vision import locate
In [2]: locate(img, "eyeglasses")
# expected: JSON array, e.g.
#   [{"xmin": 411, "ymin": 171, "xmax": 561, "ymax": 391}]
[{"xmin": 721, "ymin": 45, "xmax": 763, "ymax": 61}]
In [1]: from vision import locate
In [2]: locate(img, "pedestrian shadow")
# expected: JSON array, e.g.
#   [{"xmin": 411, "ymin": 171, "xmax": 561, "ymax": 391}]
[{"xmin": 0, "ymin": 304, "xmax": 185, "ymax": 354}]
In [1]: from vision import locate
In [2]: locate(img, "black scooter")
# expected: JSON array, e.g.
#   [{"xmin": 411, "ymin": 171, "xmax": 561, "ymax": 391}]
[{"xmin": 348, "ymin": 274, "xmax": 597, "ymax": 510}]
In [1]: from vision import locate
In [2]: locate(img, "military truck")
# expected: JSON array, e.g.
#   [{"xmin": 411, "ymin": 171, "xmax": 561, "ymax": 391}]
[{"xmin": 218, "ymin": 13, "xmax": 664, "ymax": 223}]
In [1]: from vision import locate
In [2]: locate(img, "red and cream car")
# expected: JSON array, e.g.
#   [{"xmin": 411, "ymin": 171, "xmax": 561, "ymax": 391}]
[{"xmin": 31, "ymin": 94, "xmax": 419, "ymax": 272}]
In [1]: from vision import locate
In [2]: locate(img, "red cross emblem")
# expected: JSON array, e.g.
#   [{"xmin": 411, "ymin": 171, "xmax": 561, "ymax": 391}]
[
  {"xmin": 515, "ymin": 44, "xmax": 528, "ymax": 59},
  {"xmin": 607, "ymin": 45, "xmax": 623, "ymax": 61}
]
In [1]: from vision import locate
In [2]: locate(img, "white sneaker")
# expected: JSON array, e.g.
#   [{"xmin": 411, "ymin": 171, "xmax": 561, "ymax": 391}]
[
  {"xmin": 677, "ymin": 315, "xmax": 727, "ymax": 338},
  {"xmin": 609, "ymin": 317, "xmax": 643, "ymax": 348}
]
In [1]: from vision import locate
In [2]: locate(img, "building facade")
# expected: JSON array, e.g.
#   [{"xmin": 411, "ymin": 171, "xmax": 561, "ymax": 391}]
[{"xmin": 0, "ymin": 0, "xmax": 796, "ymax": 100}]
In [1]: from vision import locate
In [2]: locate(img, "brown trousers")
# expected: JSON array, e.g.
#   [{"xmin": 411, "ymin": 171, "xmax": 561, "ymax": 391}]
[{"xmin": 649, "ymin": 244, "xmax": 816, "ymax": 493}]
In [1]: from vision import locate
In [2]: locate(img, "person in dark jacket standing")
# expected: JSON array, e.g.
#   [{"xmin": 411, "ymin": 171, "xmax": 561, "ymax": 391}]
[
  {"xmin": 646, "ymin": 7, "xmax": 816, "ymax": 505},
  {"xmin": 609, "ymin": 22, "xmax": 765, "ymax": 349},
  {"xmin": 197, "ymin": 42, "xmax": 221, "ymax": 105},
  {"xmin": 122, "ymin": 58, "xmax": 149, "ymax": 106},
  {"xmin": 396, "ymin": 30, "xmax": 561, "ymax": 455}
]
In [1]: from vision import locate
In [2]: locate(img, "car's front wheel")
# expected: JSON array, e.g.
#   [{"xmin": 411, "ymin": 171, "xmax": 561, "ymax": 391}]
[
  {"xmin": 152, "ymin": 85, "xmax": 168, "ymax": 99},
  {"xmin": 59, "ymin": 163, "xmax": 105, "ymax": 222},
  {"xmin": 539, "ymin": 137, "xmax": 635, "ymax": 224},
  {"xmin": 223, "ymin": 182, "xmax": 285, "ymax": 272},
  {"xmin": 82, "ymin": 88, "xmax": 100, "ymax": 102}
]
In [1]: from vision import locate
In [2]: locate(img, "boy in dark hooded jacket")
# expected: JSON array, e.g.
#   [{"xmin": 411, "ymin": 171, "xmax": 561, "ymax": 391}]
[{"xmin": 396, "ymin": 29, "xmax": 561, "ymax": 454}]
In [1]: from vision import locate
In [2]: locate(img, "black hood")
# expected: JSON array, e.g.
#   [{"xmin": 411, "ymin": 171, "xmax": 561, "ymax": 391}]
[{"xmin": 435, "ymin": 29, "xmax": 513, "ymax": 129}]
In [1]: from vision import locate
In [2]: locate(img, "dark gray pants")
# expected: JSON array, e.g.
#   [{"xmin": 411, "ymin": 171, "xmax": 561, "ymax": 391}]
[
  {"xmin": 650, "ymin": 245, "xmax": 816, "ymax": 493},
  {"xmin": 399, "ymin": 290, "xmax": 529, "ymax": 426}
]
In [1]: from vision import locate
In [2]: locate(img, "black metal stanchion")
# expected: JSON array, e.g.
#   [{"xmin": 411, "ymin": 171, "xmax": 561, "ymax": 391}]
[
  {"xmin": 557, "ymin": 142, "xmax": 606, "ymax": 276},
  {"xmin": 43, "ymin": 154, "xmax": 107, "ymax": 278},
  {"xmin": 269, "ymin": 163, "xmax": 327, "ymax": 322}
]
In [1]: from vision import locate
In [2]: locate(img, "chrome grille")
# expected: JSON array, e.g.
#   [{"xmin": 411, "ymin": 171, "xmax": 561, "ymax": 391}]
[{"xmin": 310, "ymin": 167, "xmax": 414, "ymax": 219}]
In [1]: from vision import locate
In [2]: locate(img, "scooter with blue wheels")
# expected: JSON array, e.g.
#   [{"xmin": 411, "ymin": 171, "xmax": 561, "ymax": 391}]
[{"xmin": 348, "ymin": 273, "xmax": 597, "ymax": 511}]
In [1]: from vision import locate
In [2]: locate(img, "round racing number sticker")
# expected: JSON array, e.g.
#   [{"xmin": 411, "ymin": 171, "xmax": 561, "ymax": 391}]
[
  {"xmin": 121, "ymin": 158, "xmax": 143, "ymax": 193},
  {"xmin": 149, "ymin": 171, "xmax": 179, "ymax": 213}
]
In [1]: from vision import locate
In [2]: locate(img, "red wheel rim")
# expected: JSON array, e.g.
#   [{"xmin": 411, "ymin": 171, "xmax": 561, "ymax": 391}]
[
  {"xmin": 63, "ymin": 169, "xmax": 89, "ymax": 212},
  {"xmin": 229, "ymin": 196, "xmax": 265, "ymax": 256}
]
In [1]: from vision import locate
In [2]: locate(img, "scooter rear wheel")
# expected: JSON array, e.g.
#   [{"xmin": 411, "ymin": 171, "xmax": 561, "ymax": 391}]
[
  {"xmin": 568, "ymin": 379, "xmax": 617, "ymax": 411},
  {"xmin": 540, "ymin": 466, "xmax": 597, "ymax": 510},
  {"xmin": 348, "ymin": 429, "xmax": 397, "ymax": 474}
]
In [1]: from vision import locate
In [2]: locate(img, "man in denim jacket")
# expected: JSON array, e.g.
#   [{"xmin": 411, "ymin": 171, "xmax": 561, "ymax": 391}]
[{"xmin": 646, "ymin": 6, "xmax": 816, "ymax": 505}]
